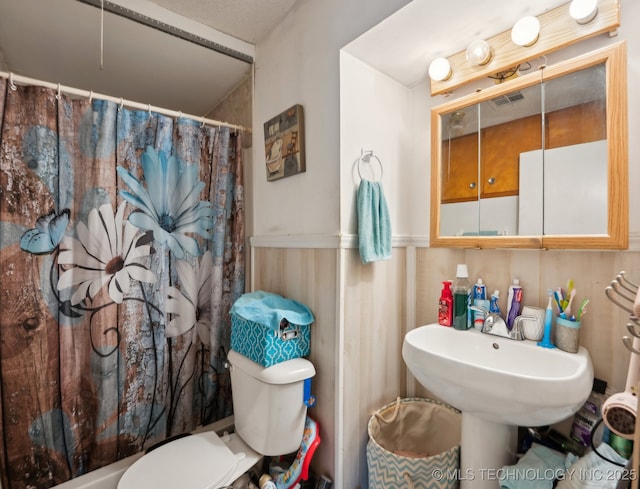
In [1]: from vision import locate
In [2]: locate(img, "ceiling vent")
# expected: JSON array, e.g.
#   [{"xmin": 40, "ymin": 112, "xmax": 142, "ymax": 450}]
[{"xmin": 491, "ymin": 91, "xmax": 525, "ymax": 107}]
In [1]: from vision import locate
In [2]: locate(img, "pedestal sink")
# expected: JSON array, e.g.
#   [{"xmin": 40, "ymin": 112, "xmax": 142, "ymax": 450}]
[{"xmin": 402, "ymin": 324, "xmax": 593, "ymax": 489}]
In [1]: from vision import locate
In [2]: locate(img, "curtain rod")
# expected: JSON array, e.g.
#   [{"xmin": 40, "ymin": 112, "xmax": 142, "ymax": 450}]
[
  {"xmin": 76, "ymin": 0, "xmax": 254, "ymax": 65},
  {"xmin": 0, "ymin": 71, "xmax": 251, "ymax": 133}
]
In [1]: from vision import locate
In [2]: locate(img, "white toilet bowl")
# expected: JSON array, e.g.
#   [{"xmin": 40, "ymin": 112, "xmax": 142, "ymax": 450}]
[
  {"xmin": 117, "ymin": 430, "xmax": 260, "ymax": 489},
  {"xmin": 117, "ymin": 350, "xmax": 315, "ymax": 489}
]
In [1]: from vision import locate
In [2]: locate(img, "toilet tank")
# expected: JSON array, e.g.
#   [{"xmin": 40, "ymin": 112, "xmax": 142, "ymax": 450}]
[{"xmin": 228, "ymin": 349, "xmax": 315, "ymax": 456}]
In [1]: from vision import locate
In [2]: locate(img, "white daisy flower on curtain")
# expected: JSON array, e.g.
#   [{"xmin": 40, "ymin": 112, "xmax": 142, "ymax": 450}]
[
  {"xmin": 116, "ymin": 146, "xmax": 215, "ymax": 260},
  {"xmin": 165, "ymin": 252, "xmax": 213, "ymax": 343},
  {"xmin": 57, "ymin": 202, "xmax": 156, "ymax": 305}
]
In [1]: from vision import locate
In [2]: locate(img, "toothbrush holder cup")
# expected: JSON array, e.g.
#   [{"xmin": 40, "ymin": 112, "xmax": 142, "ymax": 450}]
[{"xmin": 554, "ymin": 316, "xmax": 581, "ymax": 353}]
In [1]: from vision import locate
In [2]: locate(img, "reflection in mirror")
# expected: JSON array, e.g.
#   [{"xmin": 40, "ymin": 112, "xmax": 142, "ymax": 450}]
[
  {"xmin": 430, "ymin": 42, "xmax": 627, "ymax": 249},
  {"xmin": 542, "ymin": 64, "xmax": 606, "ymax": 235},
  {"xmin": 439, "ymin": 105, "xmax": 479, "ymax": 236},
  {"xmin": 478, "ymin": 83, "xmax": 542, "ymax": 237},
  {"xmin": 440, "ymin": 82, "xmax": 544, "ymax": 238}
]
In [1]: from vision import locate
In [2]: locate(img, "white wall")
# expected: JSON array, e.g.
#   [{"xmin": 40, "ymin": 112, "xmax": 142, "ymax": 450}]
[
  {"xmin": 339, "ymin": 52, "xmax": 415, "ymax": 237},
  {"xmin": 252, "ymin": 0, "xmax": 412, "ymax": 238}
]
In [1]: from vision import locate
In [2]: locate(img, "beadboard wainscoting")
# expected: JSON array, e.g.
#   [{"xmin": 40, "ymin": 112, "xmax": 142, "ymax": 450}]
[
  {"xmin": 414, "ymin": 248, "xmax": 640, "ymax": 400},
  {"xmin": 251, "ymin": 246, "xmax": 339, "ymax": 480},
  {"xmin": 250, "ymin": 241, "xmax": 409, "ymax": 488},
  {"xmin": 251, "ymin": 235, "xmax": 640, "ymax": 488},
  {"xmin": 343, "ymin": 247, "xmax": 407, "ymax": 486}
]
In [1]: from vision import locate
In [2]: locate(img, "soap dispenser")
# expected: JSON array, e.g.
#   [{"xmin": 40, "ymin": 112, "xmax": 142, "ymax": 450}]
[{"xmin": 438, "ymin": 281, "xmax": 453, "ymax": 326}]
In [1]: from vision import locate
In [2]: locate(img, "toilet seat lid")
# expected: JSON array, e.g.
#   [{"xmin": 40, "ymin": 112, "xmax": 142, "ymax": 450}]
[{"xmin": 117, "ymin": 432, "xmax": 238, "ymax": 489}]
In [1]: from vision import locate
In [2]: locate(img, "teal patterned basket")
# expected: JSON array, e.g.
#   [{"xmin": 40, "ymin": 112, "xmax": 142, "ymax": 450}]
[
  {"xmin": 367, "ymin": 397, "xmax": 461, "ymax": 489},
  {"xmin": 230, "ymin": 313, "xmax": 311, "ymax": 367}
]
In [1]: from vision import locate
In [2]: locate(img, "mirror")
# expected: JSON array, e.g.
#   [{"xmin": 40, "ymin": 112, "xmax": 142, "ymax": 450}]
[{"xmin": 430, "ymin": 42, "xmax": 628, "ymax": 249}]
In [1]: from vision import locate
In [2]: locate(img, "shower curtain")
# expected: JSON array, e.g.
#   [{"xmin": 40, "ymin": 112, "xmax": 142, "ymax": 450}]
[{"xmin": 0, "ymin": 79, "xmax": 245, "ymax": 488}]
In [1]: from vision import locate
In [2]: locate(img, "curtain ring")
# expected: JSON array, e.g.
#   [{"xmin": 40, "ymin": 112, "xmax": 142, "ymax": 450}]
[
  {"xmin": 88, "ymin": 90, "xmax": 94, "ymax": 103},
  {"xmin": 176, "ymin": 111, "xmax": 182, "ymax": 121},
  {"xmin": 118, "ymin": 98, "xmax": 124, "ymax": 112},
  {"xmin": 56, "ymin": 83, "xmax": 62, "ymax": 100},
  {"xmin": 148, "ymin": 104, "xmax": 153, "ymax": 118},
  {"xmin": 8, "ymin": 73, "xmax": 17, "ymax": 91},
  {"xmin": 201, "ymin": 116, "xmax": 206, "ymax": 128}
]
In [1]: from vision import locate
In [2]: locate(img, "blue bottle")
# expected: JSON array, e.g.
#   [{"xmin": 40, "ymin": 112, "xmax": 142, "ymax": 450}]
[
  {"xmin": 473, "ymin": 278, "xmax": 488, "ymax": 329},
  {"xmin": 489, "ymin": 290, "xmax": 501, "ymax": 315}
]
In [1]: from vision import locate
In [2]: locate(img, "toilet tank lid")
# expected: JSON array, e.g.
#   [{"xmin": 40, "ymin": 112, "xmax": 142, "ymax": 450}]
[{"xmin": 229, "ymin": 350, "xmax": 315, "ymax": 384}]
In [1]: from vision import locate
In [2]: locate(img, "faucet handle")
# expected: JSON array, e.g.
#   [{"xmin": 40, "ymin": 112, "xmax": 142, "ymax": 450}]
[
  {"xmin": 512, "ymin": 315, "xmax": 535, "ymax": 341},
  {"xmin": 469, "ymin": 306, "xmax": 488, "ymax": 318},
  {"xmin": 469, "ymin": 306, "xmax": 489, "ymax": 332}
]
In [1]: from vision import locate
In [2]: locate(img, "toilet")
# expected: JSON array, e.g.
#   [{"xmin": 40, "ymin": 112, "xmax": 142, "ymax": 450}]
[{"xmin": 117, "ymin": 349, "xmax": 316, "ymax": 489}]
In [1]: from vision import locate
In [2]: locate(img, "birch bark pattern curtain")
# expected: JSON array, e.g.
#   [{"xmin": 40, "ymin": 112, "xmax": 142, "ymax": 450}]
[{"xmin": 0, "ymin": 80, "xmax": 245, "ymax": 489}]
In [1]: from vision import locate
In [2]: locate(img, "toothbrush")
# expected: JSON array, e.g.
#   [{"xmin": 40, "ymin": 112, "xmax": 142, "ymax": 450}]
[
  {"xmin": 538, "ymin": 291, "xmax": 556, "ymax": 348},
  {"xmin": 561, "ymin": 280, "xmax": 574, "ymax": 310},
  {"xmin": 576, "ymin": 298, "xmax": 589, "ymax": 321},
  {"xmin": 553, "ymin": 290, "xmax": 564, "ymax": 314},
  {"xmin": 564, "ymin": 288, "xmax": 577, "ymax": 317},
  {"xmin": 566, "ymin": 279, "xmax": 574, "ymax": 296}
]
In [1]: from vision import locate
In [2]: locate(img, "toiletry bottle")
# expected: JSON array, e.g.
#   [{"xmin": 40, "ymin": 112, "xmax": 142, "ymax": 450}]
[
  {"xmin": 506, "ymin": 278, "xmax": 523, "ymax": 329},
  {"xmin": 570, "ymin": 378, "xmax": 607, "ymax": 447},
  {"xmin": 453, "ymin": 264, "xmax": 471, "ymax": 330},
  {"xmin": 473, "ymin": 278, "xmax": 488, "ymax": 329},
  {"xmin": 259, "ymin": 474, "xmax": 277, "ymax": 489},
  {"xmin": 438, "ymin": 281, "xmax": 453, "ymax": 326},
  {"xmin": 489, "ymin": 289, "xmax": 501, "ymax": 315}
]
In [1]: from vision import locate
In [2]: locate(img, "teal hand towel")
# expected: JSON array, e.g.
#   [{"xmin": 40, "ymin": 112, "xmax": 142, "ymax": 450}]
[
  {"xmin": 556, "ymin": 443, "xmax": 628, "ymax": 489},
  {"xmin": 230, "ymin": 290, "xmax": 314, "ymax": 330},
  {"xmin": 499, "ymin": 444, "xmax": 567, "ymax": 489},
  {"xmin": 357, "ymin": 179, "xmax": 391, "ymax": 263}
]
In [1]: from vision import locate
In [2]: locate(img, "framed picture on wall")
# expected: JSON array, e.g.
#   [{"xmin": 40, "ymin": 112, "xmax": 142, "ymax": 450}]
[{"xmin": 263, "ymin": 104, "xmax": 305, "ymax": 181}]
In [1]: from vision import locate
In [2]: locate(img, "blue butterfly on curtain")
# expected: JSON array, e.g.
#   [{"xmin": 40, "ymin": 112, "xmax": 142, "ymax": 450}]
[{"xmin": 20, "ymin": 209, "xmax": 70, "ymax": 255}]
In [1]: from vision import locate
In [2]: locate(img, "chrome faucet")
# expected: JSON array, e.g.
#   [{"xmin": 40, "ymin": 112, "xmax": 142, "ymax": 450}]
[{"xmin": 469, "ymin": 306, "xmax": 527, "ymax": 341}]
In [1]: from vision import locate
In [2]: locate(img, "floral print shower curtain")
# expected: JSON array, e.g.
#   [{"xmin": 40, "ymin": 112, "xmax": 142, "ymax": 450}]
[{"xmin": 0, "ymin": 80, "xmax": 245, "ymax": 489}]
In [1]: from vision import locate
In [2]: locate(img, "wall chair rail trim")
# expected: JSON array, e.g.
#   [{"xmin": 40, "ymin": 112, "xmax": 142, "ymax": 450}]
[
  {"xmin": 249, "ymin": 234, "xmax": 429, "ymax": 249},
  {"xmin": 250, "ymin": 233, "xmax": 640, "ymax": 250}
]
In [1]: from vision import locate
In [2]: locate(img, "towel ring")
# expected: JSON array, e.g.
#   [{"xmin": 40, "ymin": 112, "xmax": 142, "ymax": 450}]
[{"xmin": 357, "ymin": 150, "xmax": 383, "ymax": 181}]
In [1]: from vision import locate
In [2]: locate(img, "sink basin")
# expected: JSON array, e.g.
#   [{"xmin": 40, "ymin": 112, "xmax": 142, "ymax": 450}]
[
  {"xmin": 402, "ymin": 324, "xmax": 593, "ymax": 489},
  {"xmin": 403, "ymin": 324, "xmax": 593, "ymax": 426}
]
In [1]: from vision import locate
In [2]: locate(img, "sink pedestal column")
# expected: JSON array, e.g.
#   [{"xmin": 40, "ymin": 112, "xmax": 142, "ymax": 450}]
[{"xmin": 460, "ymin": 413, "xmax": 518, "ymax": 489}]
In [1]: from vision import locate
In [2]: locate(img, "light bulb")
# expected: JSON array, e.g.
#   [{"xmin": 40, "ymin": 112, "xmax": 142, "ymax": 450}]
[
  {"xmin": 511, "ymin": 16, "xmax": 541, "ymax": 47},
  {"xmin": 449, "ymin": 111, "xmax": 465, "ymax": 135},
  {"xmin": 428, "ymin": 57, "xmax": 452, "ymax": 81},
  {"xmin": 569, "ymin": 0, "xmax": 598, "ymax": 24},
  {"xmin": 465, "ymin": 40, "xmax": 492, "ymax": 66}
]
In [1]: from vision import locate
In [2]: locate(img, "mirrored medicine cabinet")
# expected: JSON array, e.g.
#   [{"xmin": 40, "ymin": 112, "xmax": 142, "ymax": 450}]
[{"xmin": 430, "ymin": 42, "xmax": 628, "ymax": 249}]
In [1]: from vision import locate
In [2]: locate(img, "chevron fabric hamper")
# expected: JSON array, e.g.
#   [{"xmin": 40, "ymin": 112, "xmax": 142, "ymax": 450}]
[{"xmin": 367, "ymin": 398, "xmax": 461, "ymax": 489}]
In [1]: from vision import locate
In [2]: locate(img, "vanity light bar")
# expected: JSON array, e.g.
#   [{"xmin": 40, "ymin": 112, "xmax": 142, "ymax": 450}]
[{"xmin": 430, "ymin": 0, "xmax": 620, "ymax": 96}]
